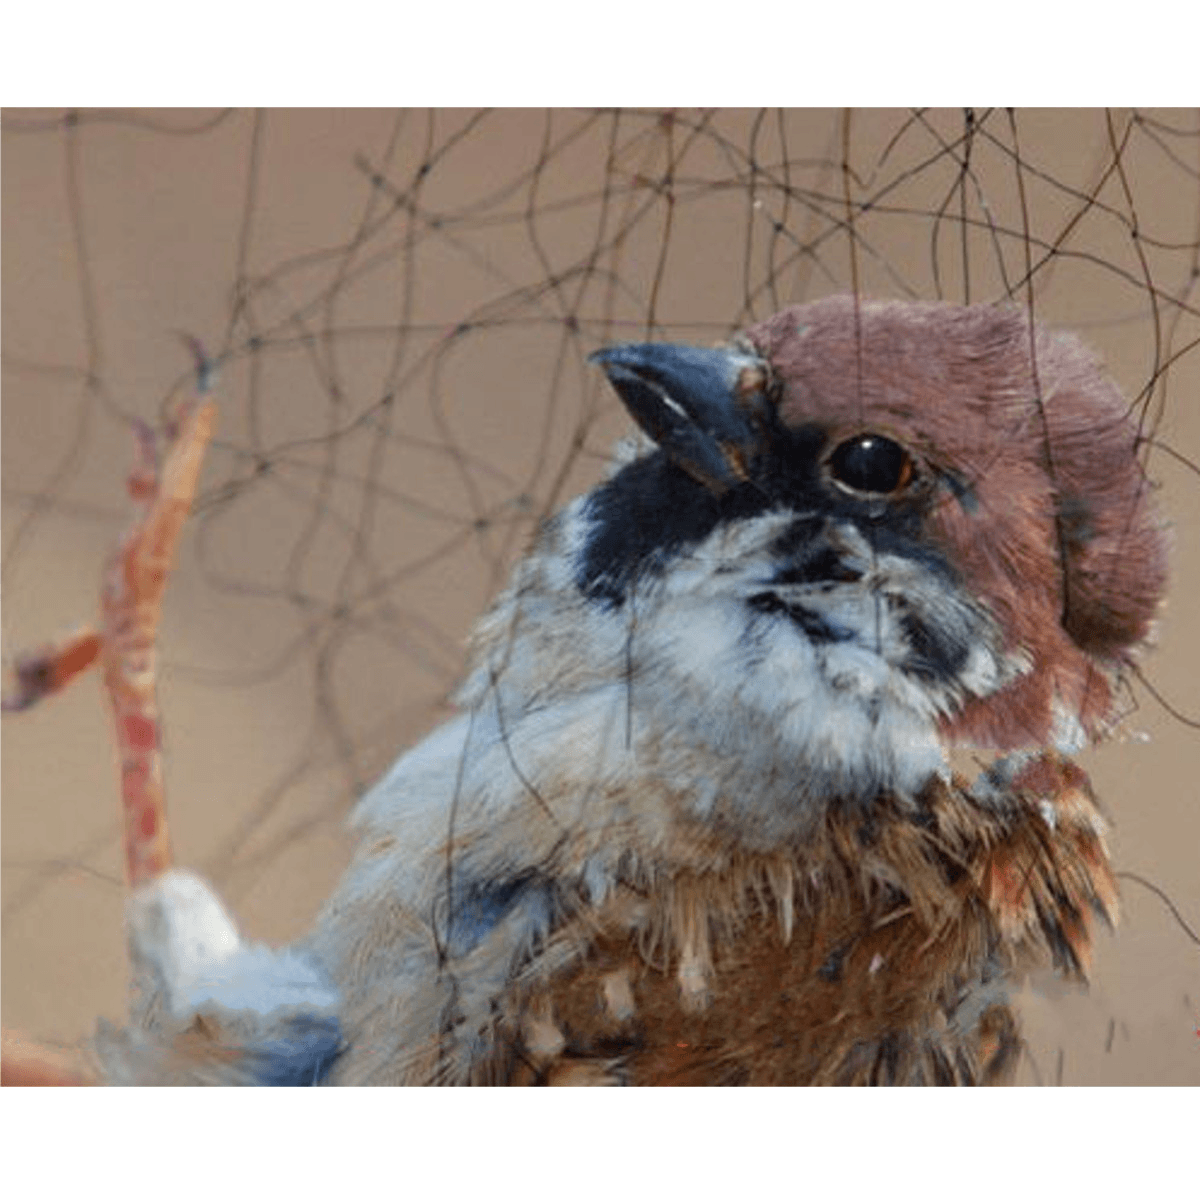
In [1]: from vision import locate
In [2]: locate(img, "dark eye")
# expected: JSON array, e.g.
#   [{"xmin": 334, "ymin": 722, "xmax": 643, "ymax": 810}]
[{"xmin": 827, "ymin": 434, "xmax": 915, "ymax": 496}]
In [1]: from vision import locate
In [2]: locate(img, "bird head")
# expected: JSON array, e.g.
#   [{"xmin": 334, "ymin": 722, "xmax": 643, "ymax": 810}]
[
  {"xmin": 454, "ymin": 297, "xmax": 1167, "ymax": 844},
  {"xmin": 584, "ymin": 296, "xmax": 1167, "ymax": 755}
]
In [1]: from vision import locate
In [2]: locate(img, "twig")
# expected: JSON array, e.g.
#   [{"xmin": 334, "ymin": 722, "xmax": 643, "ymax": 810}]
[
  {"xmin": 1, "ymin": 348, "xmax": 215, "ymax": 1085},
  {"xmin": 0, "ymin": 1031, "xmax": 96, "ymax": 1086},
  {"xmin": 100, "ymin": 396, "xmax": 216, "ymax": 885},
  {"xmin": 1, "ymin": 628, "xmax": 101, "ymax": 712}
]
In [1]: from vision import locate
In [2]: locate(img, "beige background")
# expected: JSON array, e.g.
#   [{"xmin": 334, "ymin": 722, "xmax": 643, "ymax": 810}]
[{"xmin": 3, "ymin": 108, "xmax": 1198, "ymax": 1083}]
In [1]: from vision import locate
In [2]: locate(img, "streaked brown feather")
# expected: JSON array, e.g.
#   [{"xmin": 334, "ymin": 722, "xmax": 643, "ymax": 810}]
[{"xmin": 483, "ymin": 751, "xmax": 1115, "ymax": 1085}]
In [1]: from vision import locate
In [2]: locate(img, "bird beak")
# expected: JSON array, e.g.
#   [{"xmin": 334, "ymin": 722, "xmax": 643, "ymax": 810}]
[{"xmin": 590, "ymin": 341, "xmax": 773, "ymax": 494}]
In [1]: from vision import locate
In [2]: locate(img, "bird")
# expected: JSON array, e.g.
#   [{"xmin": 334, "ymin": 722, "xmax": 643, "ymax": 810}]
[{"xmin": 94, "ymin": 295, "xmax": 1168, "ymax": 1086}]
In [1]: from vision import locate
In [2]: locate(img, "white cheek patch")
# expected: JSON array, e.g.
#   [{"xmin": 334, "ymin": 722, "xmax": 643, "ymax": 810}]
[
  {"xmin": 656, "ymin": 511, "xmax": 798, "ymax": 602},
  {"xmin": 635, "ymin": 590, "xmax": 948, "ymax": 821},
  {"xmin": 648, "ymin": 601, "xmax": 752, "ymax": 693}
]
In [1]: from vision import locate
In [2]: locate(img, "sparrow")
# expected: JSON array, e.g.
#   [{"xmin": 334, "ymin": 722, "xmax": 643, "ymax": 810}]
[{"xmin": 95, "ymin": 295, "xmax": 1167, "ymax": 1086}]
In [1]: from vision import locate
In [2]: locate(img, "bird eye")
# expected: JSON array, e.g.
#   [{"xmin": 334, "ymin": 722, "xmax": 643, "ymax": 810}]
[{"xmin": 827, "ymin": 434, "xmax": 915, "ymax": 496}]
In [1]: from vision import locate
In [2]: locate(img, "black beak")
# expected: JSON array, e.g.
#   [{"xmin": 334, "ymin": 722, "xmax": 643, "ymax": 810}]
[{"xmin": 590, "ymin": 341, "xmax": 773, "ymax": 494}]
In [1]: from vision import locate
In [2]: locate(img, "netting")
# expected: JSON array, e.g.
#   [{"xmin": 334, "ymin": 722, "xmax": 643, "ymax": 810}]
[{"xmin": 3, "ymin": 108, "xmax": 1198, "ymax": 1083}]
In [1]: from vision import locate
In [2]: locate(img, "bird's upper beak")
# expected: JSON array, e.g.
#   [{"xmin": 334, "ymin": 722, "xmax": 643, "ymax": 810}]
[{"xmin": 590, "ymin": 341, "xmax": 773, "ymax": 494}]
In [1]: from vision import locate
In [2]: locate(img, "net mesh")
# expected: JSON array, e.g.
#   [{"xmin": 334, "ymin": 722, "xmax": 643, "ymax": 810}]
[{"xmin": 3, "ymin": 107, "xmax": 1198, "ymax": 1083}]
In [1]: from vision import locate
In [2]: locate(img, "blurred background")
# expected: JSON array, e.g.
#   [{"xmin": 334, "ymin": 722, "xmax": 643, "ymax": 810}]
[{"xmin": 3, "ymin": 108, "xmax": 1198, "ymax": 1083}]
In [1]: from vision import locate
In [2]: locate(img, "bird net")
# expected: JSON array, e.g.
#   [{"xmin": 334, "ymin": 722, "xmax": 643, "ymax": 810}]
[{"xmin": 2, "ymin": 108, "xmax": 1198, "ymax": 1084}]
